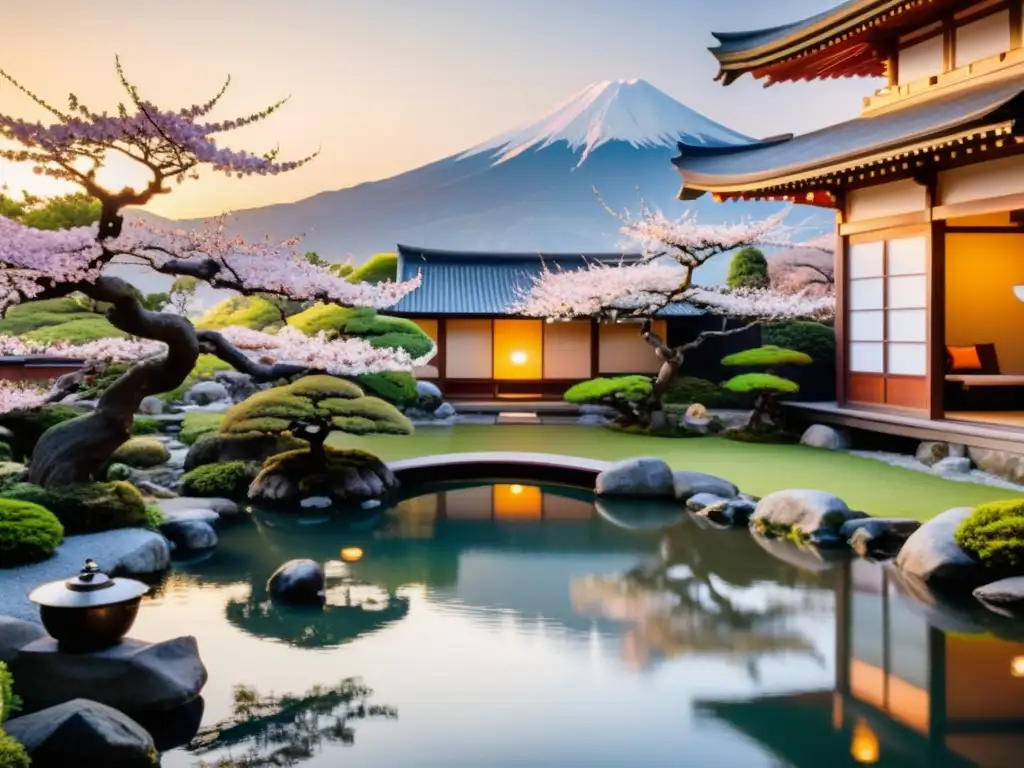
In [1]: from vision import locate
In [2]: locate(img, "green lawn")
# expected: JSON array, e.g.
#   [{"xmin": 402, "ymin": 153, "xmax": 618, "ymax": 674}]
[{"xmin": 333, "ymin": 424, "xmax": 1023, "ymax": 522}]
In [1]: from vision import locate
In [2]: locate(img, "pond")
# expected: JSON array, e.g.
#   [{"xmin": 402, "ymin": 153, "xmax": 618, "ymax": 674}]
[{"xmin": 135, "ymin": 482, "xmax": 1024, "ymax": 768}]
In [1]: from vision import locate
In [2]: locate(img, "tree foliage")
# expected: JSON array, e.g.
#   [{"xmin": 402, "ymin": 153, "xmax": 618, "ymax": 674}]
[
  {"xmin": 727, "ymin": 247, "xmax": 770, "ymax": 289},
  {"xmin": 722, "ymin": 345, "xmax": 813, "ymax": 368}
]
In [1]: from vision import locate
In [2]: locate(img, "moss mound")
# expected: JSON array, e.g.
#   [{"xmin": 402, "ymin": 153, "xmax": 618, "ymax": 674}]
[
  {"xmin": 0, "ymin": 405, "xmax": 87, "ymax": 461},
  {"xmin": 286, "ymin": 375, "xmax": 362, "ymax": 400},
  {"xmin": 954, "ymin": 500, "xmax": 1024, "ymax": 572},
  {"xmin": 0, "ymin": 499, "xmax": 63, "ymax": 567},
  {"xmin": 348, "ymin": 253, "xmax": 399, "ymax": 284},
  {"xmin": 184, "ymin": 430, "xmax": 308, "ymax": 472},
  {"xmin": 194, "ymin": 295, "xmax": 284, "ymax": 331},
  {"xmin": 110, "ymin": 437, "xmax": 170, "ymax": 469},
  {"xmin": 320, "ymin": 396, "xmax": 413, "ymax": 434},
  {"xmin": 565, "ymin": 376, "xmax": 652, "ymax": 405},
  {"xmin": 721, "ymin": 345, "xmax": 813, "ymax": 367},
  {"xmin": 179, "ymin": 411, "xmax": 225, "ymax": 445},
  {"xmin": 0, "ymin": 296, "xmax": 122, "ymax": 344},
  {"xmin": 723, "ymin": 373, "xmax": 800, "ymax": 394},
  {"xmin": 180, "ymin": 461, "xmax": 257, "ymax": 499},
  {"xmin": 0, "ymin": 481, "xmax": 146, "ymax": 534}
]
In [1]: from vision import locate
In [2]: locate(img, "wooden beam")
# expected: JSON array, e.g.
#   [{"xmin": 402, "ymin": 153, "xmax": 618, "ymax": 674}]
[
  {"xmin": 1012, "ymin": 0, "xmax": 1023, "ymax": 49},
  {"xmin": 927, "ymin": 218, "xmax": 947, "ymax": 420},
  {"xmin": 933, "ymin": 191, "xmax": 1024, "ymax": 220},
  {"xmin": 437, "ymin": 319, "xmax": 448, "ymax": 395},
  {"xmin": 590, "ymin": 320, "xmax": 600, "ymax": 378},
  {"xmin": 840, "ymin": 210, "xmax": 931, "ymax": 236}
]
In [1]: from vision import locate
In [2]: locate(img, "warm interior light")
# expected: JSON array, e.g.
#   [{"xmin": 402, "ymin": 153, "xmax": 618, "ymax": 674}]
[
  {"xmin": 1014, "ymin": 286, "xmax": 1024, "ymax": 302},
  {"xmin": 510, "ymin": 484, "xmax": 524, "ymax": 495},
  {"xmin": 510, "ymin": 350, "xmax": 528, "ymax": 365},
  {"xmin": 850, "ymin": 719, "xmax": 879, "ymax": 764},
  {"xmin": 1012, "ymin": 656, "xmax": 1024, "ymax": 677},
  {"xmin": 340, "ymin": 547, "xmax": 364, "ymax": 563}
]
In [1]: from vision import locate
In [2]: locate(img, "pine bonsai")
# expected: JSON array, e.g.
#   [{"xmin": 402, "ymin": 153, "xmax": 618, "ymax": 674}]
[{"xmin": 721, "ymin": 345, "xmax": 811, "ymax": 432}]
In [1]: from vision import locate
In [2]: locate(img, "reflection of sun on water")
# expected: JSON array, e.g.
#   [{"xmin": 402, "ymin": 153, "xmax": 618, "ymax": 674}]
[{"xmin": 850, "ymin": 719, "xmax": 879, "ymax": 764}]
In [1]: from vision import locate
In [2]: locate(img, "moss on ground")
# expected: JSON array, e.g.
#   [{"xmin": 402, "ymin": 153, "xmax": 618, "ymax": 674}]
[
  {"xmin": 0, "ymin": 481, "xmax": 146, "ymax": 534},
  {"xmin": 180, "ymin": 461, "xmax": 256, "ymax": 499},
  {"xmin": 0, "ymin": 498, "xmax": 64, "ymax": 567},
  {"xmin": 180, "ymin": 411, "xmax": 225, "ymax": 445}
]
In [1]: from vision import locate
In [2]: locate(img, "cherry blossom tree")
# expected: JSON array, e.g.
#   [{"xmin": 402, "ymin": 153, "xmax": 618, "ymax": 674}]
[
  {"xmin": 0, "ymin": 59, "xmax": 423, "ymax": 486},
  {"xmin": 511, "ymin": 195, "xmax": 835, "ymax": 419}
]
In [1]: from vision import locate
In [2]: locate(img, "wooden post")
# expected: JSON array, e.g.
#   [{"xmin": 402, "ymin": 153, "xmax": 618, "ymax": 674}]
[
  {"xmin": 927, "ymin": 218, "xmax": 947, "ymax": 420},
  {"xmin": 833, "ymin": 205, "xmax": 848, "ymax": 407},
  {"xmin": 590, "ymin": 320, "xmax": 600, "ymax": 378}
]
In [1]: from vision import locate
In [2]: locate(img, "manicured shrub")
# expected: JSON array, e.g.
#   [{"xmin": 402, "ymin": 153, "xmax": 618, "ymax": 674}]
[
  {"xmin": 0, "ymin": 663, "xmax": 18, "ymax": 722},
  {"xmin": 721, "ymin": 345, "xmax": 813, "ymax": 368},
  {"xmin": 565, "ymin": 376, "xmax": 652, "ymax": 404},
  {"xmin": 0, "ymin": 661, "xmax": 28, "ymax": 768},
  {"xmin": 194, "ymin": 295, "xmax": 283, "ymax": 331},
  {"xmin": 723, "ymin": 372, "xmax": 800, "ymax": 395},
  {"xmin": 348, "ymin": 252, "xmax": 398, "ymax": 284},
  {"xmin": 663, "ymin": 376, "xmax": 741, "ymax": 408},
  {"xmin": 0, "ymin": 498, "xmax": 64, "ymax": 567},
  {"xmin": 722, "ymin": 345, "xmax": 810, "ymax": 433},
  {"xmin": 286, "ymin": 303, "xmax": 356, "ymax": 335},
  {"xmin": 0, "ymin": 404, "xmax": 87, "ymax": 461},
  {"xmin": 1, "ymin": 481, "xmax": 146, "ymax": 534},
  {"xmin": 762, "ymin": 320, "xmax": 835, "ymax": 363},
  {"xmin": 106, "ymin": 462, "xmax": 132, "ymax": 481},
  {"xmin": 110, "ymin": 437, "xmax": 170, "ymax": 469},
  {"xmin": 130, "ymin": 416, "xmax": 161, "ymax": 435},
  {"xmin": 180, "ymin": 461, "xmax": 255, "ymax": 499},
  {"xmin": 320, "ymin": 396, "xmax": 413, "ymax": 434},
  {"xmin": 22, "ymin": 314, "xmax": 124, "ymax": 343},
  {"xmin": 286, "ymin": 375, "xmax": 362, "ymax": 400},
  {"xmin": 179, "ymin": 411, "xmax": 225, "ymax": 445},
  {"xmin": 354, "ymin": 372, "xmax": 418, "ymax": 406},
  {"xmin": 727, "ymin": 247, "xmax": 769, "ymax": 289},
  {"xmin": 220, "ymin": 391, "xmax": 317, "ymax": 434},
  {"xmin": 954, "ymin": 500, "xmax": 1024, "ymax": 571}
]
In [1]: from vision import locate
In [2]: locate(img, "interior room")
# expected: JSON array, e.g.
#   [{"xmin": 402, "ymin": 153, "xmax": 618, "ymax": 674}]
[{"xmin": 944, "ymin": 212, "xmax": 1024, "ymax": 429}]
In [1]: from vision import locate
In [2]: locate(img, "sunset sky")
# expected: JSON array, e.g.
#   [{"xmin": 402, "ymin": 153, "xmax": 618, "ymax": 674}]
[{"xmin": 0, "ymin": 0, "xmax": 873, "ymax": 219}]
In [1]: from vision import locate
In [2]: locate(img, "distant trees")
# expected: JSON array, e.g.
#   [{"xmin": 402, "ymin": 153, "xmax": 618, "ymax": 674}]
[
  {"xmin": 0, "ymin": 191, "xmax": 101, "ymax": 231},
  {"xmin": 727, "ymin": 247, "xmax": 769, "ymax": 289}
]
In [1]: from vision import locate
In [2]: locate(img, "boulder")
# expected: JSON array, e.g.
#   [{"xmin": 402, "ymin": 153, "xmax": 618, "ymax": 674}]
[
  {"xmin": 672, "ymin": 470, "xmax": 738, "ymax": 502},
  {"xmin": 578, "ymin": 414, "xmax": 609, "ymax": 426},
  {"xmin": 214, "ymin": 370, "xmax": 258, "ymax": 402},
  {"xmin": 160, "ymin": 519, "xmax": 217, "ymax": 551},
  {"xmin": 684, "ymin": 492, "xmax": 729, "ymax": 512},
  {"xmin": 268, "ymin": 559, "xmax": 326, "ymax": 605},
  {"xmin": 414, "ymin": 380, "xmax": 443, "ymax": 412},
  {"xmin": 595, "ymin": 458, "xmax": 675, "ymax": 498},
  {"xmin": 433, "ymin": 402, "xmax": 456, "ymax": 419},
  {"xmin": 967, "ymin": 446, "xmax": 1024, "ymax": 484},
  {"xmin": 4, "ymin": 699, "xmax": 156, "ymax": 768},
  {"xmin": 110, "ymin": 531, "xmax": 171, "ymax": 576},
  {"xmin": 696, "ymin": 497, "xmax": 757, "ymax": 527},
  {"xmin": 752, "ymin": 489, "xmax": 860, "ymax": 545},
  {"xmin": 137, "ymin": 395, "xmax": 164, "ymax": 415},
  {"xmin": 161, "ymin": 508, "xmax": 220, "ymax": 527},
  {"xmin": 133, "ymin": 480, "xmax": 176, "ymax": 499},
  {"xmin": 579, "ymin": 404, "xmax": 617, "ymax": 417},
  {"xmin": 799, "ymin": 424, "xmax": 851, "ymax": 451},
  {"xmin": 894, "ymin": 507, "xmax": 978, "ymax": 587},
  {"xmin": 183, "ymin": 430, "xmax": 306, "ymax": 472},
  {"xmin": 933, "ymin": 456, "xmax": 973, "ymax": 475},
  {"xmin": 840, "ymin": 517, "xmax": 921, "ymax": 559},
  {"xmin": 0, "ymin": 616, "xmax": 47, "ymax": 664},
  {"xmin": 10, "ymin": 635, "xmax": 207, "ymax": 711},
  {"xmin": 183, "ymin": 381, "xmax": 230, "ymax": 406},
  {"xmin": 157, "ymin": 496, "xmax": 240, "ymax": 517},
  {"xmin": 973, "ymin": 577, "xmax": 1024, "ymax": 615},
  {"xmin": 915, "ymin": 441, "xmax": 950, "ymax": 466}
]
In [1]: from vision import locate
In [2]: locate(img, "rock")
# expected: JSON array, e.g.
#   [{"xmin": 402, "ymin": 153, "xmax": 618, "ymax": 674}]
[
  {"xmin": 249, "ymin": 447, "xmax": 397, "ymax": 508},
  {"xmin": 800, "ymin": 424, "xmax": 851, "ymax": 451},
  {"xmin": 183, "ymin": 381, "xmax": 230, "ymax": 406},
  {"xmin": 915, "ymin": 441, "xmax": 951, "ymax": 466},
  {"xmin": 685, "ymin": 492, "xmax": 729, "ymax": 512},
  {"xmin": 184, "ymin": 430, "xmax": 305, "ymax": 472},
  {"xmin": 158, "ymin": 496, "xmax": 240, "ymax": 517},
  {"xmin": 0, "ymin": 616, "xmax": 47, "ymax": 664},
  {"xmin": 134, "ymin": 480, "xmax": 177, "ymax": 498},
  {"xmin": 967, "ymin": 446, "xmax": 1024, "ymax": 484},
  {"xmin": 10, "ymin": 635, "xmax": 207, "ymax": 711},
  {"xmin": 404, "ymin": 407, "xmax": 431, "ymax": 420},
  {"xmin": 579, "ymin": 404, "xmax": 617, "ymax": 417},
  {"xmin": 973, "ymin": 577, "xmax": 1024, "ymax": 615},
  {"xmin": 894, "ymin": 507, "xmax": 978, "ymax": 587},
  {"xmin": 161, "ymin": 519, "xmax": 217, "ymax": 551},
  {"xmin": 110, "ymin": 531, "xmax": 171, "ymax": 576},
  {"xmin": 214, "ymin": 370, "xmax": 258, "ymax": 402},
  {"xmin": 161, "ymin": 508, "xmax": 220, "ymax": 527},
  {"xmin": 595, "ymin": 457, "xmax": 675, "ymax": 498},
  {"xmin": 415, "ymin": 380, "xmax": 443, "ymax": 412},
  {"xmin": 752, "ymin": 489, "xmax": 860, "ymax": 545},
  {"xmin": 696, "ymin": 497, "xmax": 757, "ymax": 527},
  {"xmin": 594, "ymin": 498, "xmax": 686, "ymax": 530},
  {"xmin": 268, "ymin": 559, "xmax": 325, "ymax": 604},
  {"xmin": 578, "ymin": 414, "xmax": 609, "ymax": 426},
  {"xmin": 137, "ymin": 395, "xmax": 165, "ymax": 415},
  {"xmin": 4, "ymin": 699, "xmax": 156, "ymax": 768},
  {"xmin": 130, "ymin": 466, "xmax": 183, "ymax": 490},
  {"xmin": 672, "ymin": 470, "xmax": 738, "ymax": 502},
  {"xmin": 840, "ymin": 517, "xmax": 921, "ymax": 559},
  {"xmin": 300, "ymin": 496, "xmax": 333, "ymax": 510},
  {"xmin": 932, "ymin": 456, "xmax": 973, "ymax": 475},
  {"xmin": 361, "ymin": 499, "xmax": 382, "ymax": 510},
  {"xmin": 433, "ymin": 402, "xmax": 456, "ymax": 419},
  {"xmin": 685, "ymin": 403, "xmax": 708, "ymax": 420}
]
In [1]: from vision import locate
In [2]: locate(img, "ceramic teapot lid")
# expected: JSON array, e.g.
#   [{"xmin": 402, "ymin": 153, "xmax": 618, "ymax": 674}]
[{"xmin": 28, "ymin": 559, "xmax": 150, "ymax": 609}]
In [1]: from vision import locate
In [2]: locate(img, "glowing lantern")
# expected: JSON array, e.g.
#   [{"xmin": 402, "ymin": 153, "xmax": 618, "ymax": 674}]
[
  {"xmin": 510, "ymin": 484, "xmax": 524, "ymax": 495},
  {"xmin": 340, "ymin": 547, "xmax": 364, "ymax": 563},
  {"xmin": 1011, "ymin": 655, "xmax": 1024, "ymax": 677},
  {"xmin": 850, "ymin": 719, "xmax": 879, "ymax": 764},
  {"xmin": 510, "ymin": 351, "xmax": 527, "ymax": 365}
]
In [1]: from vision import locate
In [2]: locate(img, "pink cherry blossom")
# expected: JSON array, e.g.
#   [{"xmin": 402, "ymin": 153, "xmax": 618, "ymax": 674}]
[{"xmin": 0, "ymin": 382, "xmax": 49, "ymax": 414}]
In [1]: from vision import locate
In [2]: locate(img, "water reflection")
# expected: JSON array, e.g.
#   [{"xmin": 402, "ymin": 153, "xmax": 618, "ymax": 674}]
[{"xmin": 145, "ymin": 483, "xmax": 1024, "ymax": 767}]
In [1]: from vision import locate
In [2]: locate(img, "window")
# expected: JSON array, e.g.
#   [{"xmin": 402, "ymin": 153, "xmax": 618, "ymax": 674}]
[
  {"xmin": 897, "ymin": 35, "xmax": 944, "ymax": 84},
  {"xmin": 847, "ymin": 236, "xmax": 928, "ymax": 378},
  {"xmin": 955, "ymin": 9, "xmax": 1011, "ymax": 68}
]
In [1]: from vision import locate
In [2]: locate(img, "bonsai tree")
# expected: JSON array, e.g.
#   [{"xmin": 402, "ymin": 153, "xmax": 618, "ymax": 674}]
[
  {"xmin": 0, "ymin": 59, "xmax": 428, "ymax": 487},
  {"xmin": 563, "ymin": 375, "xmax": 652, "ymax": 424},
  {"xmin": 511, "ymin": 192, "xmax": 834, "ymax": 426},
  {"xmin": 727, "ymin": 247, "xmax": 769, "ymax": 289},
  {"xmin": 720, "ymin": 345, "xmax": 812, "ymax": 432}
]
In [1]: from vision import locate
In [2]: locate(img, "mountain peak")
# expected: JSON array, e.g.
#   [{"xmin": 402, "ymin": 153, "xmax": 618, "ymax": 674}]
[{"xmin": 461, "ymin": 78, "xmax": 751, "ymax": 167}]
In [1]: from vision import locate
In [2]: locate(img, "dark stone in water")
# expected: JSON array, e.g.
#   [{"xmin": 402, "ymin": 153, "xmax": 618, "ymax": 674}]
[{"xmin": 268, "ymin": 559, "xmax": 326, "ymax": 605}]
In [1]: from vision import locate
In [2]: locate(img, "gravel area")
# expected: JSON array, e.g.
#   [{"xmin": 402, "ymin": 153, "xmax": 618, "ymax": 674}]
[
  {"xmin": 850, "ymin": 449, "xmax": 1024, "ymax": 492},
  {"xmin": 0, "ymin": 529, "xmax": 164, "ymax": 623}
]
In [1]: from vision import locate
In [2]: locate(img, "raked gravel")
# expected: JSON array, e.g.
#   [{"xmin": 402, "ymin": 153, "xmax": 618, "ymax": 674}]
[
  {"xmin": 0, "ymin": 528, "xmax": 164, "ymax": 624},
  {"xmin": 849, "ymin": 449, "xmax": 1024, "ymax": 492}
]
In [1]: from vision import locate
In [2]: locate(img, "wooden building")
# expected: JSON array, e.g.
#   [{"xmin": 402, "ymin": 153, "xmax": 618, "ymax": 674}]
[
  {"xmin": 389, "ymin": 245, "xmax": 705, "ymax": 400},
  {"xmin": 674, "ymin": 0, "xmax": 1024, "ymax": 448}
]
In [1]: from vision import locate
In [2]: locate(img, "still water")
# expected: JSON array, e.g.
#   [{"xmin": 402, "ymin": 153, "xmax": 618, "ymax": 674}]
[{"xmin": 136, "ymin": 483, "xmax": 1024, "ymax": 767}]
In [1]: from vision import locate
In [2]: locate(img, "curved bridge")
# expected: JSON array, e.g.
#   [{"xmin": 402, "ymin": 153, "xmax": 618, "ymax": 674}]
[{"xmin": 387, "ymin": 452, "xmax": 610, "ymax": 488}]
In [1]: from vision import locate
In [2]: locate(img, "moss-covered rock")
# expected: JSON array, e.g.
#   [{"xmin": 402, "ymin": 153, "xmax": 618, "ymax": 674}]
[
  {"xmin": 179, "ymin": 411, "xmax": 225, "ymax": 445},
  {"xmin": 183, "ymin": 430, "xmax": 307, "ymax": 472},
  {"xmin": 248, "ymin": 446, "xmax": 398, "ymax": 508},
  {"xmin": 0, "ymin": 405, "xmax": 88, "ymax": 461},
  {"xmin": 130, "ymin": 416, "xmax": 161, "ymax": 436},
  {"xmin": 0, "ymin": 481, "xmax": 146, "ymax": 534},
  {"xmin": 0, "ymin": 498, "xmax": 64, "ymax": 567},
  {"xmin": 180, "ymin": 461, "xmax": 258, "ymax": 499},
  {"xmin": 110, "ymin": 437, "xmax": 170, "ymax": 469},
  {"xmin": 954, "ymin": 500, "xmax": 1024, "ymax": 573}
]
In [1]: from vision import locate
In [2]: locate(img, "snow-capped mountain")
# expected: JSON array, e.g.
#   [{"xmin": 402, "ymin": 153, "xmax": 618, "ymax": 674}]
[{"xmin": 121, "ymin": 78, "xmax": 830, "ymax": 298}]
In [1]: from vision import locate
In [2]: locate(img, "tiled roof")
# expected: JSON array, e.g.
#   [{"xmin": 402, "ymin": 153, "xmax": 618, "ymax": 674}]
[
  {"xmin": 709, "ymin": 0, "xmax": 862, "ymax": 57},
  {"xmin": 390, "ymin": 245, "xmax": 704, "ymax": 317},
  {"xmin": 673, "ymin": 79, "xmax": 1024, "ymax": 191}
]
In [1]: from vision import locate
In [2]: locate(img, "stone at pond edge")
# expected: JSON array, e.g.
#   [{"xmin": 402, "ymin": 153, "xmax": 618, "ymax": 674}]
[
  {"xmin": 110, "ymin": 531, "xmax": 171, "ymax": 576},
  {"xmin": 433, "ymin": 402, "xmax": 456, "ymax": 419},
  {"xmin": 894, "ymin": 507, "xmax": 978, "ymax": 588},
  {"xmin": 672, "ymin": 470, "xmax": 738, "ymax": 503},
  {"xmin": 932, "ymin": 456, "xmax": 972, "ymax": 475},
  {"xmin": 840, "ymin": 518, "xmax": 921, "ymax": 559},
  {"xmin": 595, "ymin": 458, "xmax": 675, "ymax": 498},
  {"xmin": 967, "ymin": 446, "xmax": 1024, "ymax": 484},
  {"xmin": 799, "ymin": 424, "xmax": 851, "ymax": 451},
  {"xmin": 268, "ymin": 559, "xmax": 326, "ymax": 605},
  {"xmin": 4, "ymin": 698, "xmax": 156, "ymax": 768},
  {"xmin": 685, "ymin": 492, "xmax": 729, "ymax": 512},
  {"xmin": 697, "ymin": 498, "xmax": 757, "ymax": 527},
  {"xmin": 10, "ymin": 635, "xmax": 207, "ymax": 711},
  {"xmin": 137, "ymin": 395, "xmax": 164, "ymax": 415},
  {"xmin": 973, "ymin": 577, "xmax": 1024, "ymax": 615},
  {"xmin": 415, "ymin": 380, "xmax": 443, "ymax": 412},
  {"xmin": 160, "ymin": 519, "xmax": 217, "ymax": 551},
  {"xmin": 752, "ymin": 489, "xmax": 860, "ymax": 545},
  {"xmin": 157, "ymin": 496, "xmax": 240, "ymax": 517},
  {"xmin": 184, "ymin": 381, "xmax": 230, "ymax": 406},
  {"xmin": 914, "ymin": 441, "xmax": 965, "ymax": 467},
  {"xmin": 0, "ymin": 616, "xmax": 47, "ymax": 664}
]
